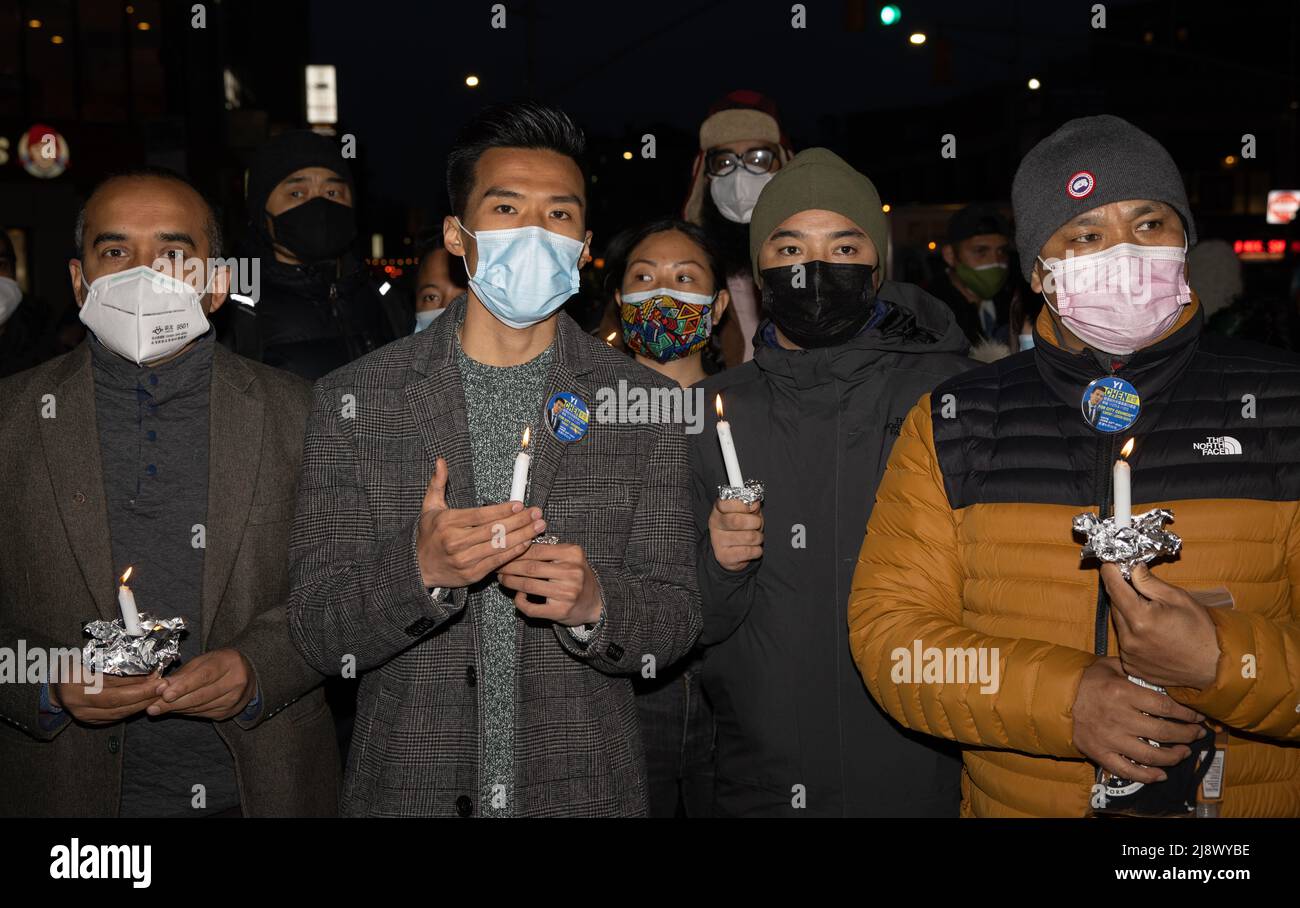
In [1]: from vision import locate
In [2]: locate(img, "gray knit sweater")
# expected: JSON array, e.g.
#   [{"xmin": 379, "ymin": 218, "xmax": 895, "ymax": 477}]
[{"xmin": 455, "ymin": 336, "xmax": 553, "ymax": 818}]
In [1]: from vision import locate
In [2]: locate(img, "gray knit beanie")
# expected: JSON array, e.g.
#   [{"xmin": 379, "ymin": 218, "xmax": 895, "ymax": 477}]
[{"xmin": 1011, "ymin": 115, "xmax": 1195, "ymax": 280}]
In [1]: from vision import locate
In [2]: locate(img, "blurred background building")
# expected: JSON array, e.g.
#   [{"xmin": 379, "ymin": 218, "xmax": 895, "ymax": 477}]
[{"xmin": 1, "ymin": 0, "xmax": 1296, "ymax": 339}]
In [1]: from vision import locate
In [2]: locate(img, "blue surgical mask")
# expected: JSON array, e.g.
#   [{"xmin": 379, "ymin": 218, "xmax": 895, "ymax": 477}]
[
  {"xmin": 455, "ymin": 218, "xmax": 584, "ymax": 329},
  {"xmin": 1018, "ymin": 333, "xmax": 1035, "ymax": 351},
  {"xmin": 413, "ymin": 308, "xmax": 445, "ymax": 333}
]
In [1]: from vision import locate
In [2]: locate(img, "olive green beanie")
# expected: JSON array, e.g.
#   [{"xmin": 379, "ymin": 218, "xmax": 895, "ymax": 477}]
[{"xmin": 748, "ymin": 147, "xmax": 887, "ymax": 285}]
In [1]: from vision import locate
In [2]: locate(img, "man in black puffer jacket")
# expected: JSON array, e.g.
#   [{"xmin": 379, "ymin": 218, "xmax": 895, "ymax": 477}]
[
  {"xmin": 692, "ymin": 148, "xmax": 976, "ymax": 817},
  {"xmin": 220, "ymin": 130, "xmax": 406, "ymax": 381}
]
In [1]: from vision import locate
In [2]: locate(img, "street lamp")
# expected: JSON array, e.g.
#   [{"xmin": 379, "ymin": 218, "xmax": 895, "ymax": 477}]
[
  {"xmin": 909, "ymin": 32, "xmax": 927, "ymax": 45},
  {"xmin": 1027, "ymin": 77, "xmax": 1041, "ymax": 90},
  {"xmin": 465, "ymin": 74, "xmax": 480, "ymax": 88}
]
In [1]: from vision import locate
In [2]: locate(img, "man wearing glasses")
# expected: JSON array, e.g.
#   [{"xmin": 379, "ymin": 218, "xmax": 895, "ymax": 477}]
[{"xmin": 683, "ymin": 90, "xmax": 794, "ymax": 365}]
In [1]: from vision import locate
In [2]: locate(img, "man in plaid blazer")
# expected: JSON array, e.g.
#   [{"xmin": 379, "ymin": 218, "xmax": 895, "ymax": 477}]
[{"xmin": 287, "ymin": 101, "xmax": 701, "ymax": 817}]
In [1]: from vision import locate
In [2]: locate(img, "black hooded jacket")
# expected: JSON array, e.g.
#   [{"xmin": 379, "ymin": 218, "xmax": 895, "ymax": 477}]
[
  {"xmin": 689, "ymin": 280, "xmax": 977, "ymax": 816},
  {"xmin": 219, "ymin": 246, "xmax": 407, "ymax": 382}
]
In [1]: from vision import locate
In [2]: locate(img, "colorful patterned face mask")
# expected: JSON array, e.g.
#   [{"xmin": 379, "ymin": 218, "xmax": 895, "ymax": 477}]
[{"xmin": 619, "ymin": 288, "xmax": 715, "ymax": 362}]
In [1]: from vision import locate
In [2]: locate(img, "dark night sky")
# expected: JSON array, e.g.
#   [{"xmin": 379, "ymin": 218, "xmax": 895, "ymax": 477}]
[{"xmin": 309, "ymin": 0, "xmax": 1107, "ymax": 217}]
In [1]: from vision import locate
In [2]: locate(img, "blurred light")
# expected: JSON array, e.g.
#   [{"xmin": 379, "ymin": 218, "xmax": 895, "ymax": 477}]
[
  {"xmin": 909, "ymin": 32, "xmax": 926, "ymax": 45},
  {"xmin": 371, "ymin": 233, "xmax": 383, "ymax": 259},
  {"xmin": 879, "ymin": 5, "xmax": 900, "ymax": 25},
  {"xmin": 306, "ymin": 65, "xmax": 338, "ymax": 125},
  {"xmin": 1223, "ymin": 155, "xmax": 1237, "ymax": 166},
  {"xmin": 51, "ymin": 35, "xmax": 64, "ymax": 45},
  {"xmin": 379, "ymin": 281, "xmax": 392, "ymax": 296},
  {"xmin": 622, "ymin": 151, "xmax": 633, "ymax": 160},
  {"xmin": 136, "ymin": 21, "xmax": 151, "ymax": 31},
  {"xmin": 27, "ymin": 19, "xmax": 42, "ymax": 28},
  {"xmin": 881, "ymin": 204, "xmax": 891, "ymax": 213},
  {"xmin": 126, "ymin": 5, "xmax": 135, "ymax": 13},
  {"xmin": 1027, "ymin": 77, "xmax": 1041, "ymax": 90},
  {"xmin": 1142, "ymin": 31, "xmax": 1154, "ymax": 44},
  {"xmin": 927, "ymin": 241, "xmax": 937, "ymax": 250},
  {"xmin": 593, "ymin": 257, "xmax": 605, "ymax": 269},
  {"xmin": 465, "ymin": 74, "xmax": 480, "ymax": 87}
]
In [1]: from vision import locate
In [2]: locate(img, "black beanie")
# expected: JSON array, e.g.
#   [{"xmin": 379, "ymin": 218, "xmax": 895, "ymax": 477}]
[{"xmin": 245, "ymin": 130, "xmax": 353, "ymax": 226}]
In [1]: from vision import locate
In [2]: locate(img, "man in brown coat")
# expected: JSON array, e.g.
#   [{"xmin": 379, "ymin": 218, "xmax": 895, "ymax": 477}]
[{"xmin": 0, "ymin": 169, "xmax": 338, "ymax": 816}]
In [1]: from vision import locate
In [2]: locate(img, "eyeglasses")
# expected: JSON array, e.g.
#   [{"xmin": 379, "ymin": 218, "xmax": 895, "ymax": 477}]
[{"xmin": 706, "ymin": 146, "xmax": 777, "ymax": 177}]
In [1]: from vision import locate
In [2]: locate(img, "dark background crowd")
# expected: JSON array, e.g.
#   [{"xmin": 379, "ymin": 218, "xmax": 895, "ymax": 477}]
[{"xmin": 1, "ymin": 0, "xmax": 1299, "ymax": 379}]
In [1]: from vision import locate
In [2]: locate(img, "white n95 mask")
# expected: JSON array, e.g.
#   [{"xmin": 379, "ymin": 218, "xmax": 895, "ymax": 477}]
[
  {"xmin": 0, "ymin": 276, "xmax": 22, "ymax": 327},
  {"xmin": 79, "ymin": 265, "xmax": 211, "ymax": 365}
]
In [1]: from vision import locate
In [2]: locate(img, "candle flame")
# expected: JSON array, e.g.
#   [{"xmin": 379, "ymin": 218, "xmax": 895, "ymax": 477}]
[
  {"xmin": 715, "ymin": 394, "xmax": 724, "ymax": 419},
  {"xmin": 521, "ymin": 426, "xmax": 530, "ymax": 449},
  {"xmin": 120, "ymin": 566, "xmax": 133, "ymax": 585},
  {"xmin": 1120, "ymin": 438, "xmax": 1135, "ymax": 459}
]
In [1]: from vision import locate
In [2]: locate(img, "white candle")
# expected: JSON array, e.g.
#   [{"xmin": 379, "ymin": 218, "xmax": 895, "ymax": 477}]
[
  {"xmin": 118, "ymin": 567, "xmax": 143, "ymax": 636},
  {"xmin": 1113, "ymin": 438, "xmax": 1134, "ymax": 528},
  {"xmin": 509, "ymin": 427, "xmax": 531, "ymax": 503},
  {"xmin": 714, "ymin": 394, "xmax": 745, "ymax": 489}
]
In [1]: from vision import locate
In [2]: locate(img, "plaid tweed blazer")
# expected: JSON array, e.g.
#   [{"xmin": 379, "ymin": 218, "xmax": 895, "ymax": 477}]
[{"xmin": 288, "ymin": 298, "xmax": 701, "ymax": 817}]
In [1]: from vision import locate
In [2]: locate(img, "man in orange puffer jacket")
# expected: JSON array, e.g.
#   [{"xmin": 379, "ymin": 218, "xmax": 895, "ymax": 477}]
[{"xmin": 849, "ymin": 114, "xmax": 1300, "ymax": 817}]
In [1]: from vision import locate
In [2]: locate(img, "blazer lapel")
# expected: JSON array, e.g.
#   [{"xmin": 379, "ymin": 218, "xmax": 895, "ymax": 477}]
[
  {"xmin": 406, "ymin": 299, "xmax": 476, "ymax": 511},
  {"xmin": 201, "ymin": 348, "xmax": 263, "ymax": 648},
  {"xmin": 40, "ymin": 344, "xmax": 116, "ymax": 621},
  {"xmin": 521, "ymin": 313, "xmax": 594, "ymax": 511}
]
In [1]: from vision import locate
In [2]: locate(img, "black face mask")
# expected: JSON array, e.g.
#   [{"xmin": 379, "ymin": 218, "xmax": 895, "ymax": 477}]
[
  {"xmin": 269, "ymin": 196, "xmax": 357, "ymax": 263},
  {"xmin": 759, "ymin": 260, "xmax": 876, "ymax": 348}
]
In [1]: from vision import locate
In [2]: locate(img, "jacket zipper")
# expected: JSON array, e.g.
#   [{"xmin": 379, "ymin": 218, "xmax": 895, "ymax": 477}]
[
  {"xmin": 1092, "ymin": 360, "xmax": 1120, "ymax": 656},
  {"xmin": 327, "ymin": 280, "xmax": 359, "ymax": 361},
  {"xmin": 1092, "ymin": 432, "xmax": 1117, "ymax": 655}
]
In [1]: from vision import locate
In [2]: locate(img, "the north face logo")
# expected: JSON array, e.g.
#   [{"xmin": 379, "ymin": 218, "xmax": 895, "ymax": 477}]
[
  {"xmin": 1192, "ymin": 435, "xmax": 1242, "ymax": 456},
  {"xmin": 886, "ymin": 416, "xmax": 904, "ymax": 437}
]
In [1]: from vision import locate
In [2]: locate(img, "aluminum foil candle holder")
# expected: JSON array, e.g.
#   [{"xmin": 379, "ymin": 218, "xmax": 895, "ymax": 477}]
[
  {"xmin": 83, "ymin": 613, "xmax": 187, "ymax": 676},
  {"xmin": 1072, "ymin": 505, "xmax": 1199, "ymax": 814},
  {"xmin": 718, "ymin": 480, "xmax": 765, "ymax": 506},
  {"xmin": 1072, "ymin": 507, "xmax": 1182, "ymax": 580}
]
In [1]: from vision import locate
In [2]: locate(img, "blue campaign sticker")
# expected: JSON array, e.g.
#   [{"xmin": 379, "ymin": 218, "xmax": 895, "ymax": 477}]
[
  {"xmin": 1081, "ymin": 376, "xmax": 1141, "ymax": 433},
  {"xmin": 544, "ymin": 392, "xmax": 589, "ymax": 443}
]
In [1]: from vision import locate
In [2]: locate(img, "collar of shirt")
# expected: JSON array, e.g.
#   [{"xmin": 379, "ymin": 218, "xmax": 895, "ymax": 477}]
[{"xmin": 89, "ymin": 329, "xmax": 216, "ymax": 405}]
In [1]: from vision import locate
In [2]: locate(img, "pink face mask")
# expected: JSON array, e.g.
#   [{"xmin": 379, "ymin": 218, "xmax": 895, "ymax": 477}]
[{"xmin": 1039, "ymin": 242, "xmax": 1192, "ymax": 355}]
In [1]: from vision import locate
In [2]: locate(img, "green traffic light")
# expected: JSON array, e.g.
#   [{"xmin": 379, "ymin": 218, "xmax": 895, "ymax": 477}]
[{"xmin": 880, "ymin": 4, "xmax": 901, "ymax": 25}]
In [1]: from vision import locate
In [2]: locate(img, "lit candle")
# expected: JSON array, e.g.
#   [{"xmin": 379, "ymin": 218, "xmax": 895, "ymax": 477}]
[
  {"xmin": 118, "ymin": 566, "xmax": 143, "ymax": 636},
  {"xmin": 509, "ymin": 427, "xmax": 531, "ymax": 503},
  {"xmin": 714, "ymin": 394, "xmax": 745, "ymax": 489},
  {"xmin": 1113, "ymin": 438, "xmax": 1134, "ymax": 528}
]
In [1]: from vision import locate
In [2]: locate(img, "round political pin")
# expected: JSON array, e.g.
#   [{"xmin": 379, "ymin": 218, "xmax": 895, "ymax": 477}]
[
  {"xmin": 544, "ymin": 392, "xmax": 589, "ymax": 443},
  {"xmin": 1081, "ymin": 376, "xmax": 1140, "ymax": 433},
  {"xmin": 1067, "ymin": 170, "xmax": 1096, "ymax": 199}
]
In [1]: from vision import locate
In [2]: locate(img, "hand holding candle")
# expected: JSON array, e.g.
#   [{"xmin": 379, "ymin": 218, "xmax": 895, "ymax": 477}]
[
  {"xmin": 117, "ymin": 566, "xmax": 143, "ymax": 636},
  {"xmin": 509, "ymin": 427, "xmax": 531, "ymax": 504},
  {"xmin": 714, "ymin": 394, "xmax": 745, "ymax": 489}
]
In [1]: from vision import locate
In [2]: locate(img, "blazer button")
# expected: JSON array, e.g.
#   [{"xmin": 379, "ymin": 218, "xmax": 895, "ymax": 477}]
[
  {"xmin": 73, "ymin": 491, "xmax": 86, "ymax": 505},
  {"xmin": 107, "ymin": 736, "xmax": 120, "ymax": 754},
  {"xmin": 606, "ymin": 643, "xmax": 625, "ymax": 662},
  {"xmin": 465, "ymin": 665, "xmax": 477, "ymax": 687},
  {"xmin": 455, "ymin": 795, "xmax": 473, "ymax": 817}
]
